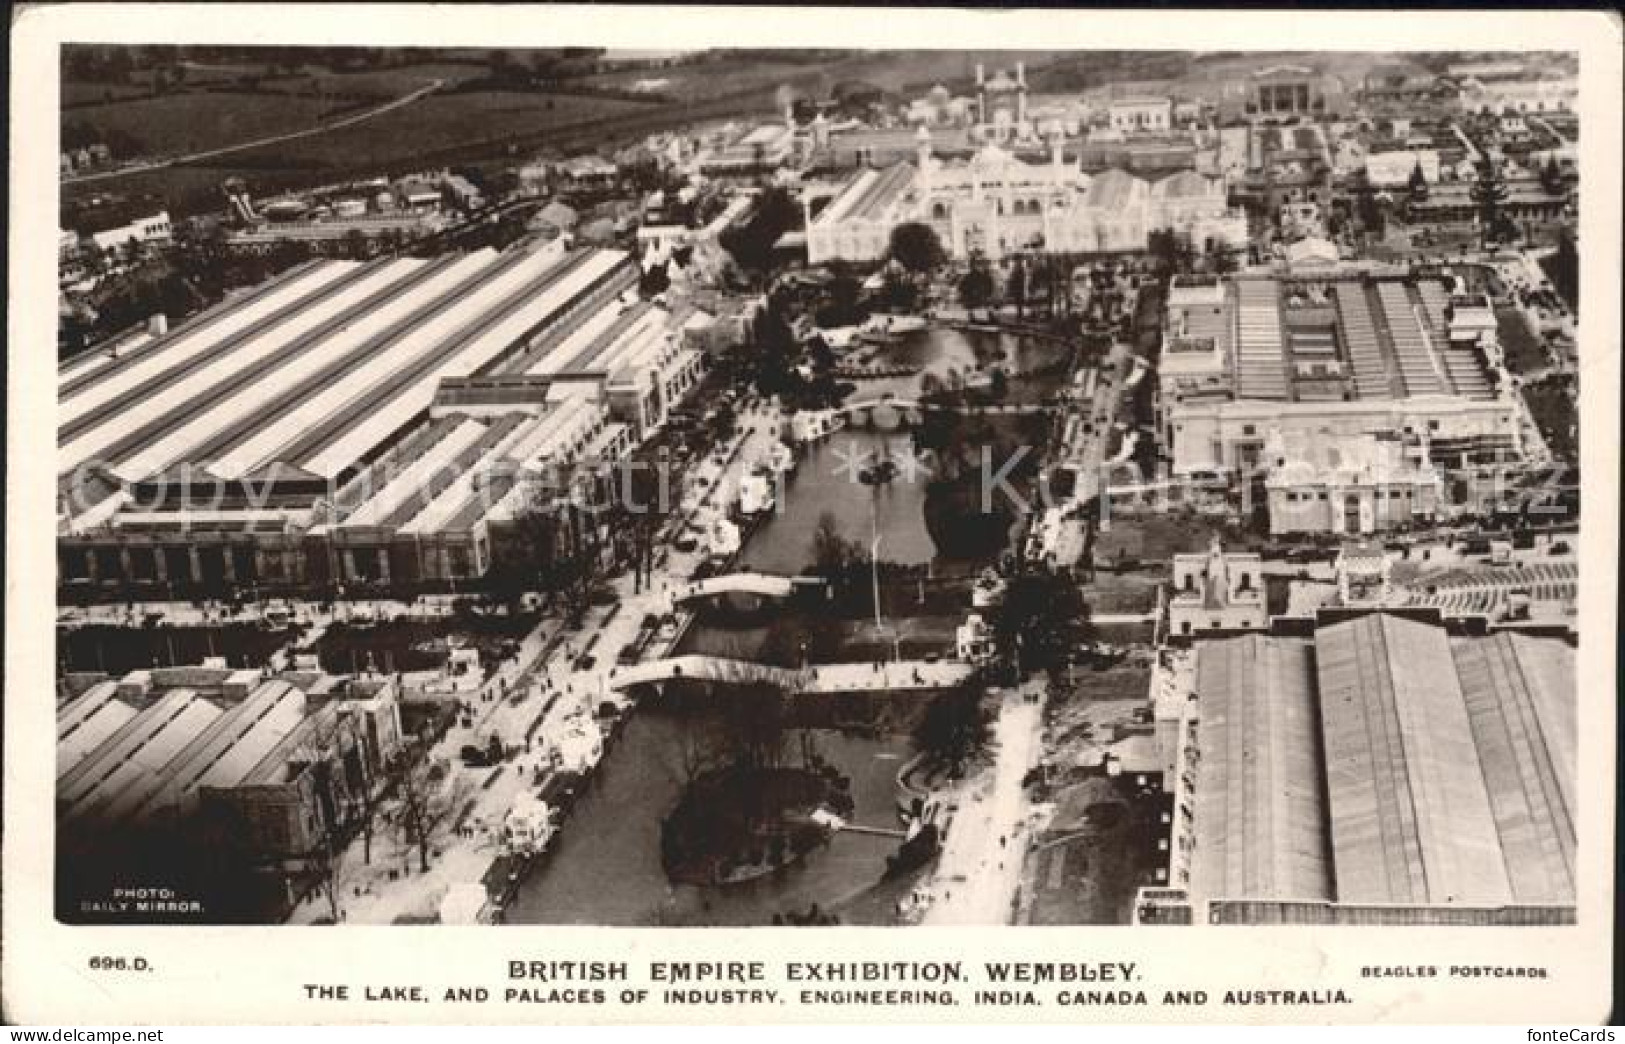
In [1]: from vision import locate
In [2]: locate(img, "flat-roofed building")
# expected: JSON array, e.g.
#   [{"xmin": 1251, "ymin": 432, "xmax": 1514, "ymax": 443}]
[
  {"xmin": 694, "ymin": 123, "xmax": 797, "ymax": 178},
  {"xmin": 1108, "ymin": 96, "xmax": 1172, "ymax": 134},
  {"xmin": 1264, "ymin": 429, "xmax": 1443, "ymax": 536},
  {"xmin": 1141, "ymin": 612, "xmax": 1575, "ymax": 926},
  {"xmin": 1168, "ymin": 537, "xmax": 1266, "ymax": 636},
  {"xmin": 1159, "ymin": 271, "xmax": 1522, "ymax": 495},
  {"xmin": 1365, "ymin": 148, "xmax": 1440, "ymax": 188},
  {"xmin": 90, "ymin": 211, "xmax": 172, "ymax": 253}
]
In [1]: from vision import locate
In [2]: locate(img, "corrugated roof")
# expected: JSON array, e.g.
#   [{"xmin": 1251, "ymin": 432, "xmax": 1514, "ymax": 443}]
[
  {"xmin": 1192, "ymin": 635, "xmax": 1332, "ymax": 906},
  {"xmin": 1084, "ymin": 168, "xmax": 1143, "ymax": 211},
  {"xmin": 1450, "ymin": 633, "xmax": 1575, "ymax": 902},
  {"xmin": 1316, "ymin": 614, "xmax": 1512, "ymax": 906}
]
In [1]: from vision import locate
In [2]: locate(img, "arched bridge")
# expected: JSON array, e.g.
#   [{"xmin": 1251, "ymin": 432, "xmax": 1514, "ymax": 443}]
[
  {"xmin": 606, "ymin": 655, "xmax": 810, "ymax": 692},
  {"xmin": 817, "ymin": 397, "xmax": 1053, "ymax": 433},
  {"xmin": 605, "ymin": 655, "xmax": 975, "ymax": 696},
  {"xmin": 671, "ymin": 572, "xmax": 823, "ymax": 605}
]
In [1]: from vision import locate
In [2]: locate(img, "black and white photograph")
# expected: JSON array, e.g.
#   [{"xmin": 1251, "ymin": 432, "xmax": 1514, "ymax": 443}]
[
  {"xmin": 7, "ymin": 2, "xmax": 1620, "ymax": 1027},
  {"xmin": 44, "ymin": 37, "xmax": 1594, "ymax": 928}
]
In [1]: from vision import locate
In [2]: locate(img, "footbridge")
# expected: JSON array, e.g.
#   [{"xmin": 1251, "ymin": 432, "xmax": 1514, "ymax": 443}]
[
  {"xmin": 607, "ymin": 655, "xmax": 810, "ymax": 692},
  {"xmin": 671, "ymin": 572, "xmax": 823, "ymax": 605},
  {"xmin": 831, "ymin": 396, "xmax": 1054, "ymax": 428},
  {"xmin": 605, "ymin": 656, "xmax": 974, "ymax": 696}
]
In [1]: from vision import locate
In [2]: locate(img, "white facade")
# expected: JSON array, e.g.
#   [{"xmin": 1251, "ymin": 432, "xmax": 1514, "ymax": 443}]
[
  {"xmin": 90, "ymin": 211, "xmax": 172, "ymax": 253},
  {"xmin": 806, "ymin": 138, "xmax": 1246, "ymax": 263},
  {"xmin": 1168, "ymin": 537, "xmax": 1265, "ymax": 636},
  {"xmin": 1108, "ymin": 97, "xmax": 1172, "ymax": 133},
  {"xmin": 1264, "ymin": 430, "xmax": 1443, "ymax": 536},
  {"xmin": 1365, "ymin": 149, "xmax": 1440, "ymax": 188},
  {"xmin": 1460, "ymin": 77, "xmax": 1577, "ymax": 115}
]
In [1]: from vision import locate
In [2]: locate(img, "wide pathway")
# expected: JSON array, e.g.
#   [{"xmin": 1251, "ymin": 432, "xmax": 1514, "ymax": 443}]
[
  {"xmin": 920, "ymin": 681, "xmax": 1045, "ymax": 925},
  {"xmin": 285, "ymin": 395, "xmax": 789, "ymax": 924}
]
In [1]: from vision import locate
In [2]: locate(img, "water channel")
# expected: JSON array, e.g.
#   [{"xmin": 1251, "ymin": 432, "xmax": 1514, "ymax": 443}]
[
  {"xmin": 503, "ymin": 710, "xmax": 920, "ymax": 925},
  {"xmin": 507, "ymin": 324, "xmax": 1068, "ymax": 925}
]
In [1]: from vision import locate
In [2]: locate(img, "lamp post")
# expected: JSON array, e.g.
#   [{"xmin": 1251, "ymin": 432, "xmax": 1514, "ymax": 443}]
[{"xmin": 870, "ymin": 493, "xmax": 900, "ymax": 663}]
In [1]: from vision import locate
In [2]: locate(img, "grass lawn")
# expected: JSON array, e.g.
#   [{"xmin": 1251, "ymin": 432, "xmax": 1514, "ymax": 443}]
[
  {"xmin": 1495, "ymin": 306, "xmax": 1548, "ymax": 374},
  {"xmin": 62, "ymin": 82, "xmax": 154, "ymax": 107},
  {"xmin": 1522, "ymin": 377, "xmax": 1579, "ymax": 465},
  {"xmin": 259, "ymin": 62, "xmax": 489, "ymax": 101},
  {"xmin": 1093, "ymin": 511, "xmax": 1253, "ymax": 569},
  {"xmin": 215, "ymin": 91, "xmax": 650, "ymax": 172},
  {"xmin": 1085, "ymin": 572, "xmax": 1161, "ymax": 614},
  {"xmin": 1022, "ymin": 776, "xmax": 1161, "ymax": 925},
  {"xmin": 60, "ymin": 92, "xmax": 342, "ymax": 162},
  {"xmin": 61, "ymin": 88, "xmax": 649, "ymax": 215}
]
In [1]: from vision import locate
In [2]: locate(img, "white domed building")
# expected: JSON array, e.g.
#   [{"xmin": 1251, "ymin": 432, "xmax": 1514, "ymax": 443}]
[{"xmin": 807, "ymin": 130, "xmax": 1246, "ymax": 263}]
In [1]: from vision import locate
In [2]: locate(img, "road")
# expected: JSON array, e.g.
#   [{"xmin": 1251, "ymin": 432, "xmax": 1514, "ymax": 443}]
[
  {"xmin": 284, "ymin": 398, "xmax": 784, "ymax": 924},
  {"xmin": 63, "ymin": 80, "xmax": 445, "ymax": 186},
  {"xmin": 920, "ymin": 682, "xmax": 1045, "ymax": 925}
]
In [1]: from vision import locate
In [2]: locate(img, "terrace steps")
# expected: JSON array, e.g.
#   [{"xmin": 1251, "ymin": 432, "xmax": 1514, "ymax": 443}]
[
  {"xmin": 1332, "ymin": 282, "xmax": 1397, "ymax": 400},
  {"xmin": 1374, "ymin": 282, "xmax": 1446, "ymax": 396}
]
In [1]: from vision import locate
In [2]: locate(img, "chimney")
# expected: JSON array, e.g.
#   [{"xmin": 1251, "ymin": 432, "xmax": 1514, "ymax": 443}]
[
  {"xmin": 1017, "ymin": 61, "xmax": 1027, "ymax": 88},
  {"xmin": 148, "ymin": 313, "xmax": 168, "ymax": 337},
  {"xmin": 976, "ymin": 63, "xmax": 985, "ymax": 87}
]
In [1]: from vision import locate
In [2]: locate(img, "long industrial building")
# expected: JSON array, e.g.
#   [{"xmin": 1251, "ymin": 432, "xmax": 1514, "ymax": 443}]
[
  {"xmin": 1139, "ymin": 611, "xmax": 1575, "ymax": 926},
  {"xmin": 56, "ymin": 664, "xmax": 403, "ymax": 919},
  {"xmin": 1158, "ymin": 270, "xmax": 1526, "ymax": 532},
  {"xmin": 57, "ymin": 241, "xmax": 709, "ymax": 595}
]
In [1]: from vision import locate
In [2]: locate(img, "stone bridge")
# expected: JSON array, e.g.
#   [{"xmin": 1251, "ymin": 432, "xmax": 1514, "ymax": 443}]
[
  {"xmin": 832, "ymin": 397, "xmax": 1052, "ymax": 431},
  {"xmin": 671, "ymin": 572, "xmax": 822, "ymax": 606},
  {"xmin": 604, "ymin": 655, "xmax": 974, "ymax": 696}
]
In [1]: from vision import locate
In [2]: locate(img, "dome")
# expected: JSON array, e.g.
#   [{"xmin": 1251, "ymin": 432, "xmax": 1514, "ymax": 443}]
[
  {"xmin": 1083, "ymin": 168, "xmax": 1144, "ymax": 210},
  {"xmin": 1153, "ymin": 170, "xmax": 1213, "ymax": 199}
]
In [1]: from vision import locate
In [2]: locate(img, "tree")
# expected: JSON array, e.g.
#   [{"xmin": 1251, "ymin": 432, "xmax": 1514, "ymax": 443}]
[
  {"xmin": 990, "ymin": 568, "xmax": 1091, "ymax": 680},
  {"xmin": 638, "ymin": 261, "xmax": 671, "ymax": 298},
  {"xmin": 810, "ymin": 511, "xmax": 864, "ymax": 590},
  {"xmin": 1007, "ymin": 259, "xmax": 1028, "ymax": 320},
  {"xmin": 390, "ymin": 738, "xmax": 474, "ymax": 876},
  {"xmin": 1408, "ymin": 160, "xmax": 1430, "ymax": 203},
  {"xmin": 1539, "ymin": 155, "xmax": 1567, "ymax": 198},
  {"xmin": 1546, "ymin": 228, "xmax": 1578, "ymax": 314},
  {"xmin": 1205, "ymin": 237, "xmax": 1238, "ymax": 276},
  {"xmin": 888, "ymin": 222, "xmax": 945, "ymax": 278},
  {"xmin": 958, "ymin": 265, "xmax": 995, "ymax": 316},
  {"xmin": 912, "ymin": 683, "xmax": 992, "ymax": 775},
  {"xmin": 504, "ymin": 489, "xmax": 604, "ymax": 622},
  {"xmin": 815, "ymin": 273, "xmax": 865, "ymax": 328},
  {"xmin": 1148, "ymin": 229, "xmax": 1194, "ymax": 276},
  {"xmin": 719, "ymin": 187, "xmax": 799, "ymax": 285},
  {"xmin": 1349, "ymin": 167, "xmax": 1384, "ymax": 241},
  {"xmin": 1470, "ymin": 155, "xmax": 1510, "ymax": 248},
  {"xmin": 745, "ymin": 297, "xmax": 800, "ymax": 398}
]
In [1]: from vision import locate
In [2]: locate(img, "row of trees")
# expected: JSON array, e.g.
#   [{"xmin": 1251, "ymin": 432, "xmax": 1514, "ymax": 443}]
[{"xmin": 720, "ymin": 187, "xmax": 802, "ymax": 286}]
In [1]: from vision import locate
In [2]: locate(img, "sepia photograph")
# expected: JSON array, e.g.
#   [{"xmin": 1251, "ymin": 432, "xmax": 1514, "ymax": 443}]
[
  {"xmin": 49, "ymin": 38, "xmax": 1591, "ymax": 930},
  {"xmin": 8, "ymin": 2, "xmax": 1620, "ymax": 1027}
]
